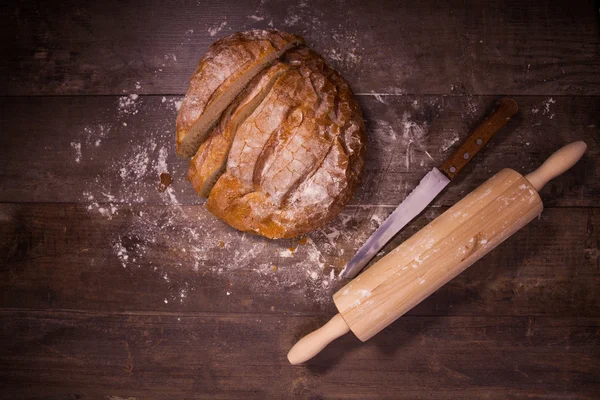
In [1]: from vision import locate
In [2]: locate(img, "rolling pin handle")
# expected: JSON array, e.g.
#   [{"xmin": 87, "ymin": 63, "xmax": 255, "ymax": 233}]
[
  {"xmin": 287, "ymin": 313, "xmax": 350, "ymax": 365},
  {"xmin": 525, "ymin": 141, "xmax": 587, "ymax": 192}
]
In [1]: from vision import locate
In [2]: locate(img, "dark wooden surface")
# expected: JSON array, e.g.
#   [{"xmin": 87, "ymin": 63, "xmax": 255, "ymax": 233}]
[{"xmin": 1, "ymin": 0, "xmax": 599, "ymax": 398}]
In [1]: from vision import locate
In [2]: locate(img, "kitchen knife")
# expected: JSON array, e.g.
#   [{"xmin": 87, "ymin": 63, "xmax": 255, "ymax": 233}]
[{"xmin": 340, "ymin": 98, "xmax": 518, "ymax": 279}]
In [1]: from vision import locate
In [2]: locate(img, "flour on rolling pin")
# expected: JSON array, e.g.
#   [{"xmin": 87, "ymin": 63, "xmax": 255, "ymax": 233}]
[
  {"xmin": 288, "ymin": 141, "xmax": 587, "ymax": 364},
  {"xmin": 334, "ymin": 168, "xmax": 542, "ymax": 341}
]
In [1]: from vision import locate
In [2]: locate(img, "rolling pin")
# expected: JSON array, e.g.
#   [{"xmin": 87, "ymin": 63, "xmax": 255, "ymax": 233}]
[{"xmin": 288, "ymin": 141, "xmax": 587, "ymax": 365}]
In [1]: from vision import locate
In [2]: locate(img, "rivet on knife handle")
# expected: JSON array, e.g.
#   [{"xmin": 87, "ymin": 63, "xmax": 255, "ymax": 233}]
[{"xmin": 440, "ymin": 98, "xmax": 518, "ymax": 180}]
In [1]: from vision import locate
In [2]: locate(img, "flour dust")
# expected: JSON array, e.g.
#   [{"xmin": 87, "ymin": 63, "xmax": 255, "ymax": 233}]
[{"xmin": 72, "ymin": 90, "xmax": 356, "ymax": 306}]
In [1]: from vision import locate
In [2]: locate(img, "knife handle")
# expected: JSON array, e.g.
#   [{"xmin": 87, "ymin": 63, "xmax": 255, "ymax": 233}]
[{"xmin": 440, "ymin": 98, "xmax": 518, "ymax": 180}]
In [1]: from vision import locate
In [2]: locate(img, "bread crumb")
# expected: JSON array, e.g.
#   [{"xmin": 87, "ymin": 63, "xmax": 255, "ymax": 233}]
[{"xmin": 158, "ymin": 172, "xmax": 173, "ymax": 193}]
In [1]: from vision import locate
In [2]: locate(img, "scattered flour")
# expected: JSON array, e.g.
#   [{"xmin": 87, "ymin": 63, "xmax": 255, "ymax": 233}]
[
  {"xmin": 284, "ymin": 15, "xmax": 300, "ymax": 26},
  {"xmin": 371, "ymin": 92, "xmax": 387, "ymax": 104},
  {"xmin": 75, "ymin": 97, "xmax": 347, "ymax": 306},
  {"xmin": 114, "ymin": 240, "xmax": 129, "ymax": 268},
  {"xmin": 279, "ymin": 249, "xmax": 294, "ymax": 258},
  {"xmin": 207, "ymin": 19, "xmax": 228, "ymax": 37},
  {"xmin": 373, "ymin": 119, "xmax": 398, "ymax": 141},
  {"xmin": 83, "ymin": 124, "xmax": 110, "ymax": 148},
  {"xmin": 532, "ymin": 98, "xmax": 556, "ymax": 119},
  {"xmin": 156, "ymin": 145, "xmax": 179, "ymax": 204},
  {"xmin": 441, "ymin": 130, "xmax": 460, "ymax": 152},
  {"xmin": 399, "ymin": 111, "xmax": 429, "ymax": 170},
  {"xmin": 370, "ymin": 213, "xmax": 384, "ymax": 226},
  {"xmin": 118, "ymin": 94, "xmax": 141, "ymax": 116},
  {"xmin": 466, "ymin": 96, "xmax": 478, "ymax": 117},
  {"xmin": 542, "ymin": 97, "xmax": 556, "ymax": 119},
  {"xmin": 247, "ymin": 0, "xmax": 364, "ymax": 70},
  {"xmin": 161, "ymin": 96, "xmax": 184, "ymax": 112},
  {"xmin": 71, "ymin": 142, "xmax": 82, "ymax": 163},
  {"xmin": 324, "ymin": 31, "xmax": 363, "ymax": 69}
]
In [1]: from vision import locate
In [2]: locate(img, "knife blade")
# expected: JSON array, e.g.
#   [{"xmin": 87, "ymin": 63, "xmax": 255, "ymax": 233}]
[{"xmin": 340, "ymin": 98, "xmax": 518, "ymax": 279}]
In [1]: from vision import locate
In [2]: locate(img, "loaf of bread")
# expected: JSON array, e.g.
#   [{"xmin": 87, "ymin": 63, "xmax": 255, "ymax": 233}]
[{"xmin": 178, "ymin": 30, "xmax": 366, "ymax": 239}]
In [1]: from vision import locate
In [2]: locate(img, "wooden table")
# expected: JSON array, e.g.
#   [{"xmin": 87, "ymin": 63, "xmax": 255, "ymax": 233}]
[{"xmin": 1, "ymin": 1, "xmax": 599, "ymax": 398}]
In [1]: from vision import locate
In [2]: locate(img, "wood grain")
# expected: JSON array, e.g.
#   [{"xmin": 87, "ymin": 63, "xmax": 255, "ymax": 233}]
[
  {"xmin": 2, "ymin": 0, "xmax": 599, "ymax": 96},
  {"xmin": 1, "ymin": 0, "xmax": 598, "ymax": 397},
  {"xmin": 1, "ymin": 309, "xmax": 598, "ymax": 399},
  {"xmin": 440, "ymin": 98, "xmax": 518, "ymax": 179},
  {"xmin": 1, "ymin": 204, "xmax": 598, "ymax": 317},
  {"xmin": 0, "ymin": 95, "xmax": 597, "ymax": 207}
]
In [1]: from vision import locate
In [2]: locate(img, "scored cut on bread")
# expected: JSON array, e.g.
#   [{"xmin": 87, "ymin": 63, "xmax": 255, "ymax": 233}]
[
  {"xmin": 176, "ymin": 30, "xmax": 304, "ymax": 158},
  {"xmin": 187, "ymin": 62, "xmax": 292, "ymax": 197},
  {"xmin": 206, "ymin": 48, "xmax": 366, "ymax": 239}
]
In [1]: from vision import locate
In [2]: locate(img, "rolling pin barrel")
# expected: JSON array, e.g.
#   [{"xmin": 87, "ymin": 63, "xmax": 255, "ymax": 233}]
[
  {"xmin": 334, "ymin": 167, "xmax": 542, "ymax": 341},
  {"xmin": 288, "ymin": 141, "xmax": 587, "ymax": 365}
]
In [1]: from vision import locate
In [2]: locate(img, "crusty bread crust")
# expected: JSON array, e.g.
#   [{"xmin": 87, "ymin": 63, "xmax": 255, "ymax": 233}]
[
  {"xmin": 176, "ymin": 30, "xmax": 303, "ymax": 158},
  {"xmin": 187, "ymin": 62, "xmax": 292, "ymax": 197}
]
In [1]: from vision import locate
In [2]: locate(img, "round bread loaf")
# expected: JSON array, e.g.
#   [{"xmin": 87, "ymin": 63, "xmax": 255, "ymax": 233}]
[{"xmin": 178, "ymin": 30, "xmax": 366, "ymax": 239}]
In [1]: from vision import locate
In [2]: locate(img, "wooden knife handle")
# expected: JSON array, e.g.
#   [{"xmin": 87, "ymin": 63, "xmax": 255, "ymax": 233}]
[{"xmin": 440, "ymin": 98, "xmax": 518, "ymax": 180}]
